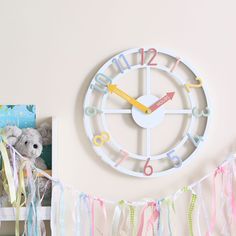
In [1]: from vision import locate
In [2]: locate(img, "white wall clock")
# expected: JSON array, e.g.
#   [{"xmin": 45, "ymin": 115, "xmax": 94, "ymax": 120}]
[{"xmin": 83, "ymin": 47, "xmax": 210, "ymax": 178}]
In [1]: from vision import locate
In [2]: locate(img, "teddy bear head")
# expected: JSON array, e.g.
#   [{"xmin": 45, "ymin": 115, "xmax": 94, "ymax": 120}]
[{"xmin": 3, "ymin": 123, "xmax": 51, "ymax": 159}]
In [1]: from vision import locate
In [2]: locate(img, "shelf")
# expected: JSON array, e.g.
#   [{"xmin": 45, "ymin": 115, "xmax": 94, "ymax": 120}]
[{"xmin": 0, "ymin": 206, "xmax": 51, "ymax": 221}]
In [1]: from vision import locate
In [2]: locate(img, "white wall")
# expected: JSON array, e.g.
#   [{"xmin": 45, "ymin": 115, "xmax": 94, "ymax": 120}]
[{"xmin": 0, "ymin": 0, "xmax": 236, "ymax": 235}]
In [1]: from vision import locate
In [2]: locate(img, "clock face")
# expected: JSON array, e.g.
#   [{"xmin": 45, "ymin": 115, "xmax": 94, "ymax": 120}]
[{"xmin": 83, "ymin": 47, "xmax": 210, "ymax": 178}]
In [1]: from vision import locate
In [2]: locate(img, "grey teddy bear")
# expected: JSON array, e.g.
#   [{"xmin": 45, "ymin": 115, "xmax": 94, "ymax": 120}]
[{"xmin": 0, "ymin": 123, "xmax": 52, "ymax": 206}]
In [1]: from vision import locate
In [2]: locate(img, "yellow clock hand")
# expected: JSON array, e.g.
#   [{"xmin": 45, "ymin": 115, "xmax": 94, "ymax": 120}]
[{"xmin": 107, "ymin": 84, "xmax": 150, "ymax": 114}]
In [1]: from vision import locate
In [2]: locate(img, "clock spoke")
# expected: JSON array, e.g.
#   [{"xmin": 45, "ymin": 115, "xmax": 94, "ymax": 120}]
[
  {"xmin": 164, "ymin": 109, "xmax": 192, "ymax": 115},
  {"xmin": 146, "ymin": 128, "xmax": 151, "ymax": 157},
  {"xmin": 102, "ymin": 109, "xmax": 132, "ymax": 114},
  {"xmin": 146, "ymin": 67, "xmax": 151, "ymax": 95}
]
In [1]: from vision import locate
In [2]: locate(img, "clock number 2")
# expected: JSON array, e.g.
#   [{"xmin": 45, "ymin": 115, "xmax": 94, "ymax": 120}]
[
  {"xmin": 185, "ymin": 77, "xmax": 203, "ymax": 92},
  {"xmin": 90, "ymin": 73, "xmax": 112, "ymax": 94},
  {"xmin": 167, "ymin": 150, "xmax": 182, "ymax": 168},
  {"xmin": 93, "ymin": 132, "xmax": 110, "ymax": 147},
  {"xmin": 140, "ymin": 48, "xmax": 158, "ymax": 66},
  {"xmin": 112, "ymin": 54, "xmax": 131, "ymax": 74},
  {"xmin": 143, "ymin": 158, "xmax": 153, "ymax": 176}
]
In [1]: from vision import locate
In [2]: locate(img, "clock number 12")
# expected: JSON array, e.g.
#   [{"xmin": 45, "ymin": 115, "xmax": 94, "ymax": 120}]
[{"xmin": 140, "ymin": 48, "xmax": 158, "ymax": 66}]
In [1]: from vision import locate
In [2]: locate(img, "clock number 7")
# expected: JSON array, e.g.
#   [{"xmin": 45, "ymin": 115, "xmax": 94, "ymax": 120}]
[
  {"xmin": 90, "ymin": 73, "xmax": 112, "ymax": 94},
  {"xmin": 112, "ymin": 54, "xmax": 131, "ymax": 74},
  {"xmin": 140, "ymin": 48, "xmax": 158, "ymax": 66}
]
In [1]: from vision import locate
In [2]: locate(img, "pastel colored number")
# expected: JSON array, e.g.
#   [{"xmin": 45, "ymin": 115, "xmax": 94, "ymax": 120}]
[
  {"xmin": 114, "ymin": 150, "xmax": 129, "ymax": 167},
  {"xmin": 140, "ymin": 48, "xmax": 158, "ymax": 66},
  {"xmin": 187, "ymin": 133, "xmax": 203, "ymax": 147},
  {"xmin": 85, "ymin": 106, "xmax": 101, "ymax": 117},
  {"xmin": 90, "ymin": 73, "xmax": 112, "ymax": 94},
  {"xmin": 192, "ymin": 107, "xmax": 210, "ymax": 117},
  {"xmin": 167, "ymin": 150, "xmax": 182, "ymax": 168},
  {"xmin": 93, "ymin": 132, "xmax": 110, "ymax": 147},
  {"xmin": 143, "ymin": 158, "xmax": 153, "ymax": 176},
  {"xmin": 112, "ymin": 54, "xmax": 131, "ymax": 73},
  {"xmin": 185, "ymin": 77, "xmax": 203, "ymax": 92}
]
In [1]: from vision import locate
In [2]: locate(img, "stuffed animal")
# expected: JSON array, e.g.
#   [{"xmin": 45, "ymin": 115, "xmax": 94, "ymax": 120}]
[{"xmin": 0, "ymin": 123, "xmax": 52, "ymax": 206}]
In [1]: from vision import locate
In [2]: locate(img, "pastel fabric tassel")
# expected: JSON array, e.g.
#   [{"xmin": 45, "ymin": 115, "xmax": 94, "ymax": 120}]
[{"xmin": 51, "ymin": 181, "xmax": 65, "ymax": 236}]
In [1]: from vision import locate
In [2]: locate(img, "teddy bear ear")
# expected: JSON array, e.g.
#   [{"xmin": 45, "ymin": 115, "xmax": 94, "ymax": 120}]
[
  {"xmin": 3, "ymin": 126, "xmax": 22, "ymax": 146},
  {"xmin": 37, "ymin": 122, "xmax": 52, "ymax": 146}
]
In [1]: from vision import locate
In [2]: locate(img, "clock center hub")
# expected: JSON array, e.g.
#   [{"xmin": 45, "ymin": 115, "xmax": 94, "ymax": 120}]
[{"xmin": 131, "ymin": 95, "xmax": 165, "ymax": 128}]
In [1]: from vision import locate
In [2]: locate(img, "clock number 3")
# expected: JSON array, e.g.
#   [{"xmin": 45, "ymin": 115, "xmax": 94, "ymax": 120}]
[
  {"xmin": 93, "ymin": 132, "xmax": 110, "ymax": 147},
  {"xmin": 192, "ymin": 107, "xmax": 210, "ymax": 117},
  {"xmin": 140, "ymin": 48, "xmax": 158, "ymax": 66},
  {"xmin": 112, "ymin": 54, "xmax": 131, "ymax": 73},
  {"xmin": 167, "ymin": 150, "xmax": 182, "ymax": 168},
  {"xmin": 90, "ymin": 73, "xmax": 112, "ymax": 94},
  {"xmin": 185, "ymin": 77, "xmax": 203, "ymax": 92},
  {"xmin": 143, "ymin": 158, "xmax": 153, "ymax": 176}
]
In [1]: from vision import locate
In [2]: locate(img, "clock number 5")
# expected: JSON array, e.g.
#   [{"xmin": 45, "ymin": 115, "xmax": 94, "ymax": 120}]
[
  {"xmin": 90, "ymin": 73, "xmax": 112, "ymax": 94},
  {"xmin": 93, "ymin": 132, "xmax": 110, "ymax": 147},
  {"xmin": 140, "ymin": 48, "xmax": 158, "ymax": 66},
  {"xmin": 112, "ymin": 54, "xmax": 131, "ymax": 74},
  {"xmin": 185, "ymin": 77, "xmax": 203, "ymax": 92},
  {"xmin": 143, "ymin": 158, "xmax": 153, "ymax": 176},
  {"xmin": 167, "ymin": 150, "xmax": 182, "ymax": 168}
]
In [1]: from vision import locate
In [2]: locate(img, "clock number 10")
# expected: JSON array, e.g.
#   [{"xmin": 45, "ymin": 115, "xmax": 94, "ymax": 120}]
[
  {"xmin": 90, "ymin": 73, "xmax": 112, "ymax": 94},
  {"xmin": 140, "ymin": 48, "xmax": 158, "ymax": 66}
]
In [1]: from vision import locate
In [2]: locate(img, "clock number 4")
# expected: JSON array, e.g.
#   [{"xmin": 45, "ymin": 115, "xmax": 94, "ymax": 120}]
[
  {"xmin": 90, "ymin": 73, "xmax": 112, "ymax": 94},
  {"xmin": 93, "ymin": 132, "xmax": 110, "ymax": 147},
  {"xmin": 140, "ymin": 48, "xmax": 158, "ymax": 66},
  {"xmin": 185, "ymin": 77, "xmax": 203, "ymax": 92},
  {"xmin": 187, "ymin": 133, "xmax": 204, "ymax": 147},
  {"xmin": 167, "ymin": 150, "xmax": 182, "ymax": 168},
  {"xmin": 112, "ymin": 54, "xmax": 131, "ymax": 74},
  {"xmin": 143, "ymin": 158, "xmax": 153, "ymax": 176}
]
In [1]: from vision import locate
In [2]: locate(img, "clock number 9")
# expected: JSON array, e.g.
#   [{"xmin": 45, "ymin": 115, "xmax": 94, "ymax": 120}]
[
  {"xmin": 85, "ymin": 106, "xmax": 101, "ymax": 117},
  {"xmin": 93, "ymin": 132, "xmax": 110, "ymax": 147},
  {"xmin": 90, "ymin": 73, "xmax": 112, "ymax": 94},
  {"xmin": 185, "ymin": 77, "xmax": 203, "ymax": 92},
  {"xmin": 143, "ymin": 158, "xmax": 153, "ymax": 176},
  {"xmin": 112, "ymin": 54, "xmax": 131, "ymax": 74},
  {"xmin": 192, "ymin": 107, "xmax": 210, "ymax": 117},
  {"xmin": 140, "ymin": 48, "xmax": 158, "ymax": 66},
  {"xmin": 167, "ymin": 150, "xmax": 182, "ymax": 168}
]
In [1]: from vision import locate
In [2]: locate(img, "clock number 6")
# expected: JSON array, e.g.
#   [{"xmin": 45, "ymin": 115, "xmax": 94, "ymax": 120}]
[
  {"xmin": 167, "ymin": 150, "xmax": 182, "ymax": 168},
  {"xmin": 185, "ymin": 77, "xmax": 203, "ymax": 92},
  {"xmin": 143, "ymin": 158, "xmax": 153, "ymax": 176},
  {"xmin": 93, "ymin": 132, "xmax": 110, "ymax": 147},
  {"xmin": 140, "ymin": 48, "xmax": 158, "ymax": 66}
]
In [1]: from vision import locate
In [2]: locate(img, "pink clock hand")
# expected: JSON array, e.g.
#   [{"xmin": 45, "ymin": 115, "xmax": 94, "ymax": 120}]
[{"xmin": 149, "ymin": 92, "xmax": 175, "ymax": 112}]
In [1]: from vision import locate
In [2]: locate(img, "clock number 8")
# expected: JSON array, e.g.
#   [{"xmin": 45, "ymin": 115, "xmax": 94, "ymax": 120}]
[
  {"xmin": 90, "ymin": 73, "xmax": 112, "ymax": 94},
  {"xmin": 143, "ymin": 158, "xmax": 153, "ymax": 176},
  {"xmin": 167, "ymin": 150, "xmax": 182, "ymax": 168},
  {"xmin": 93, "ymin": 132, "xmax": 110, "ymax": 147}
]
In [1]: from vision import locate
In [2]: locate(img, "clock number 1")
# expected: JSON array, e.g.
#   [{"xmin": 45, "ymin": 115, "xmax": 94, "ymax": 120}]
[
  {"xmin": 143, "ymin": 158, "xmax": 153, "ymax": 176},
  {"xmin": 112, "ymin": 54, "xmax": 131, "ymax": 73},
  {"xmin": 140, "ymin": 48, "xmax": 158, "ymax": 66}
]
